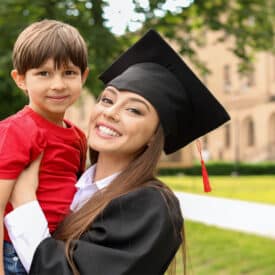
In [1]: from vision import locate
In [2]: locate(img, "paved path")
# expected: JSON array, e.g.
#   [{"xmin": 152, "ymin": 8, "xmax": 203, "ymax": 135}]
[{"xmin": 175, "ymin": 192, "xmax": 275, "ymax": 239}]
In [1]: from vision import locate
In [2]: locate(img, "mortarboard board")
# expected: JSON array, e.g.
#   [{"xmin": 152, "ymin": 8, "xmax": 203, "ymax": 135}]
[{"xmin": 99, "ymin": 29, "xmax": 230, "ymax": 155}]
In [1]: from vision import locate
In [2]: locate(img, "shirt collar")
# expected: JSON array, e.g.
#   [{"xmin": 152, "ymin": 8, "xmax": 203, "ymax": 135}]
[{"xmin": 76, "ymin": 164, "xmax": 120, "ymax": 191}]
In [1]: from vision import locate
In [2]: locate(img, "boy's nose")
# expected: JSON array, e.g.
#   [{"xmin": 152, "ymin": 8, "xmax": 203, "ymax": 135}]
[{"xmin": 51, "ymin": 75, "xmax": 66, "ymax": 90}]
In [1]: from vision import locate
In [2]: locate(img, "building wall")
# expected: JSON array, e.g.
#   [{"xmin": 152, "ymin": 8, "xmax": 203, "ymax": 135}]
[
  {"xmin": 185, "ymin": 32, "xmax": 275, "ymax": 163},
  {"xmin": 65, "ymin": 32, "xmax": 275, "ymax": 166}
]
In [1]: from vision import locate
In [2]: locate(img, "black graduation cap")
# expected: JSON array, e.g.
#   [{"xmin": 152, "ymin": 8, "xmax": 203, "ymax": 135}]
[{"xmin": 99, "ymin": 29, "xmax": 230, "ymax": 155}]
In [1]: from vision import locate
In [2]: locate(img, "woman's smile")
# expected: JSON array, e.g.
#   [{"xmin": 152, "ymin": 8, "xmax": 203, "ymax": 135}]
[
  {"xmin": 88, "ymin": 87, "xmax": 159, "ymax": 157},
  {"xmin": 96, "ymin": 123, "xmax": 121, "ymax": 138}
]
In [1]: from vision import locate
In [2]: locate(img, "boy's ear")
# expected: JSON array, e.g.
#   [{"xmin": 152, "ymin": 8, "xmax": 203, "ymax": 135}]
[
  {"xmin": 81, "ymin": 68, "xmax": 90, "ymax": 85},
  {"xmin": 10, "ymin": 70, "xmax": 27, "ymax": 93}
]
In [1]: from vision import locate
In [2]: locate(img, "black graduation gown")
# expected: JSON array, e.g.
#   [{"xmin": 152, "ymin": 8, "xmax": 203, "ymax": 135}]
[{"xmin": 29, "ymin": 185, "xmax": 183, "ymax": 275}]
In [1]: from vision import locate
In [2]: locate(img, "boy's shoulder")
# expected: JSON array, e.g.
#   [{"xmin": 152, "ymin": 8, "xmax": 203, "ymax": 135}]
[
  {"xmin": 1, "ymin": 107, "xmax": 35, "ymax": 126},
  {"xmin": 0, "ymin": 107, "xmax": 40, "ymax": 136}
]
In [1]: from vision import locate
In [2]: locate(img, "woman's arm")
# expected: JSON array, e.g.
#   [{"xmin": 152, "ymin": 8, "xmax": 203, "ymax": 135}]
[
  {"xmin": 6, "ymin": 175, "xmax": 183, "ymax": 275},
  {"xmin": 8, "ymin": 153, "xmax": 43, "ymax": 208},
  {"xmin": 4, "ymin": 201, "xmax": 50, "ymax": 272},
  {"xmin": 0, "ymin": 179, "xmax": 16, "ymax": 275},
  {"xmin": 30, "ymin": 187, "xmax": 183, "ymax": 275}
]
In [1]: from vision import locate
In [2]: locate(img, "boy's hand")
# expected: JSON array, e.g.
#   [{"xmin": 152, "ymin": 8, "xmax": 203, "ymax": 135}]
[{"xmin": 9, "ymin": 153, "xmax": 43, "ymax": 208}]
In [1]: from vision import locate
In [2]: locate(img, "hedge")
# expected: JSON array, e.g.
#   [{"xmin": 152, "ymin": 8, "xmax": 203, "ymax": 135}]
[{"xmin": 157, "ymin": 161, "xmax": 275, "ymax": 176}]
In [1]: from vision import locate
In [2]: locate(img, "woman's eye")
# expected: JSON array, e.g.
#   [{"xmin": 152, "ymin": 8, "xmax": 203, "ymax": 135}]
[
  {"xmin": 100, "ymin": 96, "xmax": 113, "ymax": 105},
  {"xmin": 127, "ymin": 108, "xmax": 142, "ymax": 115}
]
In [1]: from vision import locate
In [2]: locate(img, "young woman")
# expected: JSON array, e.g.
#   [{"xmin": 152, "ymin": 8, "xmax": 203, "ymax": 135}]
[{"xmin": 5, "ymin": 29, "xmax": 230, "ymax": 275}]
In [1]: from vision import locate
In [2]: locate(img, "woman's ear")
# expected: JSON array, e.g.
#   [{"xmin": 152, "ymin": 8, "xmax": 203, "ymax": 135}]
[
  {"xmin": 81, "ymin": 67, "xmax": 90, "ymax": 85},
  {"xmin": 11, "ymin": 70, "xmax": 27, "ymax": 94}
]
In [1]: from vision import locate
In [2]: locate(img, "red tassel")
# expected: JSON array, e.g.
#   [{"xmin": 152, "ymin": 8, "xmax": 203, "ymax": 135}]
[
  {"xmin": 196, "ymin": 140, "xmax": 212, "ymax": 192},
  {"xmin": 201, "ymin": 159, "xmax": 211, "ymax": 192}
]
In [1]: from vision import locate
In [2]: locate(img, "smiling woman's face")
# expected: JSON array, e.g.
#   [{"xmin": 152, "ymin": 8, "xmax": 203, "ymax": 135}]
[{"xmin": 88, "ymin": 86, "xmax": 159, "ymax": 160}]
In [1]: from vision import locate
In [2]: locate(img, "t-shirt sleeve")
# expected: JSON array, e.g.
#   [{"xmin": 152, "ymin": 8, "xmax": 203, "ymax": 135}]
[
  {"xmin": 29, "ymin": 187, "xmax": 183, "ymax": 275},
  {"xmin": 73, "ymin": 126, "xmax": 87, "ymax": 176},
  {"xmin": 0, "ymin": 121, "xmax": 47, "ymax": 179}
]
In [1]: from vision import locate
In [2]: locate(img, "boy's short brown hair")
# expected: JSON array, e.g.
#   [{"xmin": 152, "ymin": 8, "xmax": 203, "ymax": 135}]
[{"xmin": 12, "ymin": 19, "xmax": 88, "ymax": 74}]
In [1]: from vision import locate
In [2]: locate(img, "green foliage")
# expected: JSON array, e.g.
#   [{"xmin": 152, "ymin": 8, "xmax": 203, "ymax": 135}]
[
  {"xmin": 135, "ymin": 0, "xmax": 274, "ymax": 74},
  {"xmin": 158, "ymin": 161, "xmax": 275, "ymax": 176},
  {"xmin": 0, "ymin": 77, "xmax": 28, "ymax": 118},
  {"xmin": 0, "ymin": 0, "xmax": 122, "ymax": 119},
  {"xmin": 0, "ymin": 0, "xmax": 274, "ymax": 119},
  {"xmin": 164, "ymin": 176, "xmax": 275, "ymax": 273}
]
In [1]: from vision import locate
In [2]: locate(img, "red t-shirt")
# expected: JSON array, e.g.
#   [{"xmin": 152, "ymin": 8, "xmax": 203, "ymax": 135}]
[{"xmin": 0, "ymin": 106, "xmax": 87, "ymax": 241}]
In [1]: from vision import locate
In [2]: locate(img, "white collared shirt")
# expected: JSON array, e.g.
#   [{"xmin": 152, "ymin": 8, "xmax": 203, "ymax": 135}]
[
  {"xmin": 70, "ymin": 165, "xmax": 119, "ymax": 211},
  {"xmin": 4, "ymin": 165, "xmax": 119, "ymax": 272}
]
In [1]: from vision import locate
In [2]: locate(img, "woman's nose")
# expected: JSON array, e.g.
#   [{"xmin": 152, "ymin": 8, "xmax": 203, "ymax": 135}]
[{"xmin": 103, "ymin": 106, "xmax": 120, "ymax": 122}]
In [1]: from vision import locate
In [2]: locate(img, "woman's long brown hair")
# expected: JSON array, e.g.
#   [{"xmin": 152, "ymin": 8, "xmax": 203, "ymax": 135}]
[{"xmin": 54, "ymin": 126, "xmax": 186, "ymax": 275}]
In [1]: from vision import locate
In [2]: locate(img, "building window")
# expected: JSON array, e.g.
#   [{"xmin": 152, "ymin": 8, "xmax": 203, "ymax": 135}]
[
  {"xmin": 246, "ymin": 68, "xmax": 255, "ymax": 87},
  {"xmin": 201, "ymin": 135, "xmax": 210, "ymax": 161},
  {"xmin": 223, "ymin": 64, "xmax": 231, "ymax": 93},
  {"xmin": 202, "ymin": 135, "xmax": 208, "ymax": 149},
  {"xmin": 247, "ymin": 119, "xmax": 255, "ymax": 147},
  {"xmin": 242, "ymin": 117, "xmax": 255, "ymax": 147},
  {"xmin": 225, "ymin": 124, "xmax": 231, "ymax": 148},
  {"xmin": 269, "ymin": 113, "xmax": 275, "ymax": 145},
  {"xmin": 202, "ymin": 74, "xmax": 208, "ymax": 86}
]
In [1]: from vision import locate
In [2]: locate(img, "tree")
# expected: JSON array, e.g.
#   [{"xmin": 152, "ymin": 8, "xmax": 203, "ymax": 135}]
[
  {"xmin": 133, "ymin": 0, "xmax": 275, "ymax": 74},
  {"xmin": 0, "ymin": 0, "xmax": 274, "ymax": 119},
  {"xmin": 0, "ymin": 0, "xmax": 121, "ymax": 119}
]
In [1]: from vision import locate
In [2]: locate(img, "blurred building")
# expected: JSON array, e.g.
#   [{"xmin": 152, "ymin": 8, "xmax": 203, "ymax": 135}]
[
  {"xmin": 163, "ymin": 31, "xmax": 275, "ymax": 165},
  {"xmin": 66, "ymin": 32, "xmax": 275, "ymax": 166}
]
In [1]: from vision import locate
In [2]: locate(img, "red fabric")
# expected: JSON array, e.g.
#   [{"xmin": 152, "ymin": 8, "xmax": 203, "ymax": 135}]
[
  {"xmin": 196, "ymin": 140, "xmax": 211, "ymax": 193},
  {"xmin": 200, "ymin": 159, "xmax": 211, "ymax": 192},
  {"xmin": 0, "ymin": 106, "xmax": 87, "ymax": 241}
]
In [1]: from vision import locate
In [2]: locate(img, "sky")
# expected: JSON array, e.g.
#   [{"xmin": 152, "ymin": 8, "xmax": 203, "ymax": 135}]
[{"xmin": 104, "ymin": 0, "xmax": 193, "ymax": 35}]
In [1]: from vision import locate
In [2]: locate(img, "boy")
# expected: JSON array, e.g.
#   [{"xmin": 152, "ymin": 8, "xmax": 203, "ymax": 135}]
[{"xmin": 0, "ymin": 19, "xmax": 89, "ymax": 274}]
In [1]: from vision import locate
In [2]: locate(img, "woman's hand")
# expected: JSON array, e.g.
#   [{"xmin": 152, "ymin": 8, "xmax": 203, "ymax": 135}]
[{"xmin": 9, "ymin": 153, "xmax": 43, "ymax": 208}]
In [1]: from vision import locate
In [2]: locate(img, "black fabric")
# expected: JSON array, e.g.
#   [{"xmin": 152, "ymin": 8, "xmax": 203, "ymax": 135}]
[
  {"xmin": 29, "ymin": 185, "xmax": 183, "ymax": 275},
  {"xmin": 99, "ymin": 29, "xmax": 230, "ymax": 154}
]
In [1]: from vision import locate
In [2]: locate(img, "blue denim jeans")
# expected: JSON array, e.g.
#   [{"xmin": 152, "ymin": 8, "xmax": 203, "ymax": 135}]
[{"xmin": 3, "ymin": 241, "xmax": 27, "ymax": 275}]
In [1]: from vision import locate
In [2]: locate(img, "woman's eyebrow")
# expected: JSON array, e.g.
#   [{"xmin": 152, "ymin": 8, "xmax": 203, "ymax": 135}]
[
  {"xmin": 128, "ymin": 98, "xmax": 150, "ymax": 111},
  {"xmin": 105, "ymin": 87, "xmax": 150, "ymax": 111},
  {"xmin": 105, "ymin": 87, "xmax": 118, "ymax": 95}
]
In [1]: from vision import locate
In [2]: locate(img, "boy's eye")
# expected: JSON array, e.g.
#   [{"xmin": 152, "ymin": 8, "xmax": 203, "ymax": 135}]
[
  {"xmin": 65, "ymin": 70, "xmax": 77, "ymax": 76},
  {"xmin": 38, "ymin": 71, "xmax": 49, "ymax": 76}
]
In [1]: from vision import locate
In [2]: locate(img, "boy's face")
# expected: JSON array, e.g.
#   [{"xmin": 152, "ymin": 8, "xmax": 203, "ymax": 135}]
[{"xmin": 11, "ymin": 58, "xmax": 89, "ymax": 125}]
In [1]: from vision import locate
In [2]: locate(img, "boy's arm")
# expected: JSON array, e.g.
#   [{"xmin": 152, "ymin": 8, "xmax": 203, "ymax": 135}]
[{"xmin": 0, "ymin": 179, "xmax": 16, "ymax": 275}]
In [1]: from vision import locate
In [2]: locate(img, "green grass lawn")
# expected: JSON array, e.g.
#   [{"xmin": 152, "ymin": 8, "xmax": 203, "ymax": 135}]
[
  {"xmin": 159, "ymin": 175, "xmax": 275, "ymax": 205},
  {"xmin": 172, "ymin": 221, "xmax": 275, "ymax": 275},
  {"xmin": 161, "ymin": 175, "xmax": 275, "ymax": 274}
]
